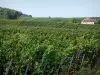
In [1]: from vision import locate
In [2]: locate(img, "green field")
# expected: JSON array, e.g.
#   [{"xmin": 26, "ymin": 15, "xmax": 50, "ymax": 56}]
[{"xmin": 0, "ymin": 19, "xmax": 100, "ymax": 75}]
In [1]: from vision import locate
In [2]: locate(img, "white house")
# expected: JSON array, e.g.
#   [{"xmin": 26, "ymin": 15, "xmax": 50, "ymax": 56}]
[{"xmin": 81, "ymin": 18, "xmax": 96, "ymax": 24}]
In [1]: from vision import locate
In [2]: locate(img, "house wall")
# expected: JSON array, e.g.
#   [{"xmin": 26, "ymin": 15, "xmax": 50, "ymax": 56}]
[{"xmin": 81, "ymin": 22, "xmax": 95, "ymax": 24}]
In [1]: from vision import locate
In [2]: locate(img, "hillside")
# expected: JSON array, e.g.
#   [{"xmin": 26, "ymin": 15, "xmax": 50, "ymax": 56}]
[{"xmin": 18, "ymin": 17, "xmax": 100, "ymax": 23}]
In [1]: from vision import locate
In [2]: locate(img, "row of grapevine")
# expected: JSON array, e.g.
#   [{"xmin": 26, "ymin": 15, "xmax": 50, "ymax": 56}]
[
  {"xmin": 0, "ymin": 20, "xmax": 100, "ymax": 74},
  {"xmin": 0, "ymin": 19, "xmax": 22, "ymax": 26},
  {"xmin": 19, "ymin": 20, "xmax": 100, "ymax": 30},
  {"xmin": 0, "ymin": 54, "xmax": 86, "ymax": 75}
]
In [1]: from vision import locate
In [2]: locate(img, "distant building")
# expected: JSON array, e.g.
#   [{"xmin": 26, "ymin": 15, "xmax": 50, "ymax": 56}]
[{"xmin": 81, "ymin": 18, "xmax": 96, "ymax": 24}]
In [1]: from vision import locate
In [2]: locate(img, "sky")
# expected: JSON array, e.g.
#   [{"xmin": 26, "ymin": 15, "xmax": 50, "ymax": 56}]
[{"xmin": 0, "ymin": 0, "xmax": 100, "ymax": 17}]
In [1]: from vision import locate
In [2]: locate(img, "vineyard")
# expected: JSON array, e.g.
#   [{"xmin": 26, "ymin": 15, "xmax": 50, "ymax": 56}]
[{"xmin": 0, "ymin": 19, "xmax": 100, "ymax": 75}]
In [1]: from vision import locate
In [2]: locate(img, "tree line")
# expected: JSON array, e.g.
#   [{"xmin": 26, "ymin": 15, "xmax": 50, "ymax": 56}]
[{"xmin": 0, "ymin": 7, "xmax": 32, "ymax": 19}]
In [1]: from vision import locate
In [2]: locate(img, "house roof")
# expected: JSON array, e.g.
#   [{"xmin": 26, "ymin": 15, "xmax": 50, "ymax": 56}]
[{"xmin": 82, "ymin": 18, "xmax": 96, "ymax": 22}]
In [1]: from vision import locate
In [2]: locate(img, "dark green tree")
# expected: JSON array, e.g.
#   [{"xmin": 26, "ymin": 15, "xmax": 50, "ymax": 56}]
[
  {"xmin": 72, "ymin": 18, "xmax": 77, "ymax": 23},
  {"xmin": 97, "ymin": 18, "xmax": 100, "ymax": 24},
  {"xmin": 0, "ymin": 7, "xmax": 30, "ymax": 19}
]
